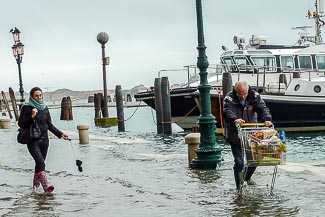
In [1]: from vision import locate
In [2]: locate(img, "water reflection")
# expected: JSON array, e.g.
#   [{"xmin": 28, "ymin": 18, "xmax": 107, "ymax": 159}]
[
  {"xmin": 232, "ymin": 188, "xmax": 299, "ymax": 217},
  {"xmin": 189, "ymin": 170, "xmax": 221, "ymax": 184}
]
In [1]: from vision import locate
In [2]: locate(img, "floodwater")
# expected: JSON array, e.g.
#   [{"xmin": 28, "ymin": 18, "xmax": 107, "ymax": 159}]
[{"xmin": 0, "ymin": 106, "xmax": 324, "ymax": 217}]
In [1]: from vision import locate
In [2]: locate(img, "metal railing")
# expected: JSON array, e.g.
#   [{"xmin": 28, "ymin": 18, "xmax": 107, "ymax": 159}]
[{"xmin": 156, "ymin": 63, "xmax": 325, "ymax": 93}]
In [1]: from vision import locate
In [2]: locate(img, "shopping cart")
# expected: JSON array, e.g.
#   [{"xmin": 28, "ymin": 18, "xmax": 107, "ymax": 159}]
[{"xmin": 237, "ymin": 123, "xmax": 286, "ymax": 195}]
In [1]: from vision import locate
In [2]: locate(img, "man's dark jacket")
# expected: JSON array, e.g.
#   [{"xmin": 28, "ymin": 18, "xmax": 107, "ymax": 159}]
[{"xmin": 223, "ymin": 86, "xmax": 272, "ymax": 138}]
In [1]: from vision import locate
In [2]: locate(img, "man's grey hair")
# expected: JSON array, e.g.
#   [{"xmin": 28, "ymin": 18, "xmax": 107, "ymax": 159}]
[{"xmin": 234, "ymin": 81, "xmax": 249, "ymax": 91}]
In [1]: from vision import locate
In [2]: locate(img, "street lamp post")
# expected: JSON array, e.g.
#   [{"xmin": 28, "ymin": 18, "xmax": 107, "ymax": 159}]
[
  {"xmin": 97, "ymin": 32, "xmax": 109, "ymax": 118},
  {"xmin": 10, "ymin": 28, "xmax": 25, "ymax": 105},
  {"xmin": 190, "ymin": 0, "xmax": 222, "ymax": 169}
]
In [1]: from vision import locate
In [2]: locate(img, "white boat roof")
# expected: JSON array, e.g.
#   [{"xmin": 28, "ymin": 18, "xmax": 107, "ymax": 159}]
[
  {"xmin": 267, "ymin": 48, "xmax": 305, "ymax": 55},
  {"xmin": 222, "ymin": 47, "xmax": 308, "ymax": 56},
  {"xmin": 294, "ymin": 44, "xmax": 325, "ymax": 54}
]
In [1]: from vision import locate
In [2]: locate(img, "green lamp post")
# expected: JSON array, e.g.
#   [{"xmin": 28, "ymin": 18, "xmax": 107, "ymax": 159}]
[{"xmin": 190, "ymin": 0, "xmax": 222, "ymax": 169}]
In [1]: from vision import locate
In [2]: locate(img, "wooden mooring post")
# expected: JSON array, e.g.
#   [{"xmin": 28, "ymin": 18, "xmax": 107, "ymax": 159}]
[
  {"xmin": 9, "ymin": 87, "xmax": 19, "ymax": 121},
  {"xmin": 222, "ymin": 72, "xmax": 232, "ymax": 138},
  {"xmin": 154, "ymin": 77, "xmax": 172, "ymax": 135},
  {"xmin": 154, "ymin": 78, "xmax": 163, "ymax": 134},
  {"xmin": 94, "ymin": 93, "xmax": 102, "ymax": 118},
  {"xmin": 1, "ymin": 91, "xmax": 13, "ymax": 119},
  {"xmin": 222, "ymin": 71, "xmax": 232, "ymax": 99},
  {"xmin": 161, "ymin": 77, "xmax": 172, "ymax": 134},
  {"xmin": 93, "ymin": 92, "xmax": 118, "ymax": 127},
  {"xmin": 60, "ymin": 97, "xmax": 73, "ymax": 120},
  {"xmin": 115, "ymin": 85, "xmax": 125, "ymax": 132},
  {"xmin": 67, "ymin": 96, "xmax": 73, "ymax": 120}
]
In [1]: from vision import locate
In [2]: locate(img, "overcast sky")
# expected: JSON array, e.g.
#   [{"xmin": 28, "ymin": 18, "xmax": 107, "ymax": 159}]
[{"xmin": 0, "ymin": 0, "xmax": 317, "ymax": 92}]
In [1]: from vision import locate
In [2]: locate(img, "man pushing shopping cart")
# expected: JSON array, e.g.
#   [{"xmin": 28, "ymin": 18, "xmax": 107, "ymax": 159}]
[{"xmin": 223, "ymin": 81, "xmax": 273, "ymax": 190}]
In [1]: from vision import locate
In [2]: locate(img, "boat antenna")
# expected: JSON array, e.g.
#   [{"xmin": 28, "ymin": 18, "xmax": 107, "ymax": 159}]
[
  {"xmin": 293, "ymin": 0, "xmax": 325, "ymax": 45},
  {"xmin": 292, "ymin": 25, "xmax": 313, "ymax": 45},
  {"xmin": 308, "ymin": 0, "xmax": 325, "ymax": 44}
]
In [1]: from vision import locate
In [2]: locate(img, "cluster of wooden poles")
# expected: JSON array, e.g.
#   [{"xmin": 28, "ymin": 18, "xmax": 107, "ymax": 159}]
[{"xmin": 154, "ymin": 77, "xmax": 172, "ymax": 135}]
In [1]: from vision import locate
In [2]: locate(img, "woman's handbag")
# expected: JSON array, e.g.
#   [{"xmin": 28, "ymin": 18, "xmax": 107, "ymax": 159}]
[{"xmin": 17, "ymin": 120, "xmax": 42, "ymax": 144}]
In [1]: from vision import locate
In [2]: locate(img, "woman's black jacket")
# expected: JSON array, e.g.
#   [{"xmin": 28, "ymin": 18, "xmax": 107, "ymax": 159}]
[{"xmin": 18, "ymin": 105, "xmax": 63, "ymax": 142}]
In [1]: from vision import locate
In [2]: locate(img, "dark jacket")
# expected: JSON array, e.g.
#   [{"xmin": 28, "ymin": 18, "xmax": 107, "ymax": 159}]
[
  {"xmin": 223, "ymin": 86, "xmax": 272, "ymax": 136},
  {"xmin": 18, "ymin": 105, "xmax": 63, "ymax": 142}
]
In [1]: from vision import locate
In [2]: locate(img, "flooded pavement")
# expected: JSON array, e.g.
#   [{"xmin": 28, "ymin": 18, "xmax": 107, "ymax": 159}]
[{"xmin": 1, "ymin": 107, "xmax": 325, "ymax": 216}]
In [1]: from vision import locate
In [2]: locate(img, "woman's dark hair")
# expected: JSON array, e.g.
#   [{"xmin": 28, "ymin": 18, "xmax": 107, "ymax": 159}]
[{"xmin": 30, "ymin": 87, "xmax": 43, "ymax": 96}]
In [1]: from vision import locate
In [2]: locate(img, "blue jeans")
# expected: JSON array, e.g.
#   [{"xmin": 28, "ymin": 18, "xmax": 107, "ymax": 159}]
[
  {"xmin": 227, "ymin": 131, "xmax": 256, "ymax": 179},
  {"xmin": 227, "ymin": 133, "xmax": 245, "ymax": 172}
]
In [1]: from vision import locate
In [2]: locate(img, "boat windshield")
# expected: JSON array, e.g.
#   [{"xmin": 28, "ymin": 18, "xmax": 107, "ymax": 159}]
[
  {"xmin": 316, "ymin": 55, "xmax": 325, "ymax": 70},
  {"xmin": 298, "ymin": 55, "xmax": 313, "ymax": 70},
  {"xmin": 281, "ymin": 56, "xmax": 295, "ymax": 70},
  {"xmin": 222, "ymin": 57, "xmax": 234, "ymax": 72},
  {"xmin": 251, "ymin": 56, "xmax": 277, "ymax": 72},
  {"xmin": 233, "ymin": 56, "xmax": 253, "ymax": 71}
]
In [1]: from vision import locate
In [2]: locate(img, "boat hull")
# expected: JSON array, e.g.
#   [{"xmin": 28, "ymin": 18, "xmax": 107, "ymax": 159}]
[{"xmin": 261, "ymin": 94, "xmax": 325, "ymax": 131}]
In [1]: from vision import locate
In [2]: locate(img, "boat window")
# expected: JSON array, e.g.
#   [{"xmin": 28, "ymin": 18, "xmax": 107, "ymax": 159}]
[
  {"xmin": 233, "ymin": 56, "xmax": 252, "ymax": 71},
  {"xmin": 251, "ymin": 56, "xmax": 277, "ymax": 72},
  {"xmin": 247, "ymin": 50, "xmax": 272, "ymax": 55},
  {"xmin": 298, "ymin": 55, "xmax": 312, "ymax": 70},
  {"xmin": 316, "ymin": 55, "xmax": 325, "ymax": 70},
  {"xmin": 222, "ymin": 57, "xmax": 234, "ymax": 72},
  {"xmin": 294, "ymin": 84, "xmax": 300, "ymax": 91},
  {"xmin": 314, "ymin": 85, "xmax": 321, "ymax": 93},
  {"xmin": 280, "ymin": 56, "xmax": 294, "ymax": 70}
]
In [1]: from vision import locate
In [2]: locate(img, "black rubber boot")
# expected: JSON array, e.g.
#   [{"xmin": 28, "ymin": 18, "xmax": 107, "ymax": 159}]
[
  {"xmin": 234, "ymin": 171, "xmax": 244, "ymax": 190},
  {"xmin": 244, "ymin": 167, "xmax": 257, "ymax": 185},
  {"xmin": 244, "ymin": 167, "xmax": 256, "ymax": 181}
]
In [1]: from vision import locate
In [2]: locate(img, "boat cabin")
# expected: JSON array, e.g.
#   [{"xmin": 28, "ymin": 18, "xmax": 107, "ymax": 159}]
[{"xmin": 220, "ymin": 36, "xmax": 325, "ymax": 74}]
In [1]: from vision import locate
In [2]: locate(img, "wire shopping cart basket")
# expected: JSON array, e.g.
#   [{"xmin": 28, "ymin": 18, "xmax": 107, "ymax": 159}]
[{"xmin": 237, "ymin": 123, "xmax": 286, "ymax": 194}]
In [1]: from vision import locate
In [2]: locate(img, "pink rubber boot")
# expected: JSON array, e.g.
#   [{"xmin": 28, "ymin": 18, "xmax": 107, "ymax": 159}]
[
  {"xmin": 33, "ymin": 173, "xmax": 40, "ymax": 189},
  {"xmin": 36, "ymin": 171, "xmax": 54, "ymax": 193}
]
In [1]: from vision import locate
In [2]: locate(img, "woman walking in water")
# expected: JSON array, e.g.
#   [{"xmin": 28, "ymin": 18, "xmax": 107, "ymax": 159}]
[{"xmin": 18, "ymin": 87, "xmax": 69, "ymax": 193}]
